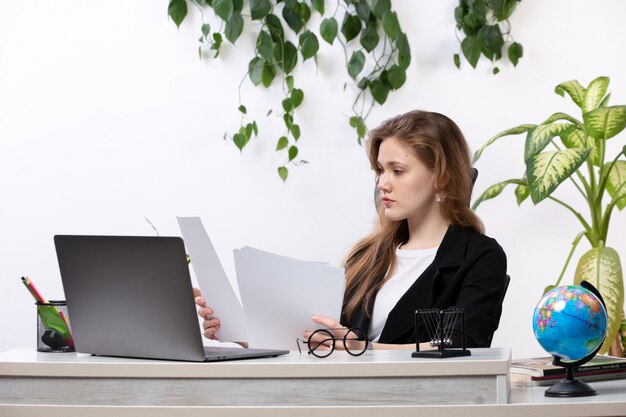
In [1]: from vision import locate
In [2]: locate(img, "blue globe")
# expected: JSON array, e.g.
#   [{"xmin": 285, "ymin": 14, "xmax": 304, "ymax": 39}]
[{"xmin": 533, "ymin": 285, "xmax": 607, "ymax": 361}]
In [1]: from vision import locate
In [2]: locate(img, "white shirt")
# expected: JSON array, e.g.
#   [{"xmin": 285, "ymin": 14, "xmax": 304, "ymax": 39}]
[{"xmin": 368, "ymin": 246, "xmax": 438, "ymax": 342}]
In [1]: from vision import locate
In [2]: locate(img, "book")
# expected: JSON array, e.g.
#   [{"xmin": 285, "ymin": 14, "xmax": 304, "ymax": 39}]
[
  {"xmin": 510, "ymin": 369, "xmax": 626, "ymax": 387},
  {"xmin": 510, "ymin": 355, "xmax": 626, "ymax": 378}
]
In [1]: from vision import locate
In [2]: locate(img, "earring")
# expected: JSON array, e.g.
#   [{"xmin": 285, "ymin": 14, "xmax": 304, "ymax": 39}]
[{"xmin": 435, "ymin": 194, "xmax": 441, "ymax": 202}]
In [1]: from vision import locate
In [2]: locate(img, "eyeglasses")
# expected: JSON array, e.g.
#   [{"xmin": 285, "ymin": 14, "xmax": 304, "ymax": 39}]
[{"xmin": 296, "ymin": 327, "xmax": 369, "ymax": 358}]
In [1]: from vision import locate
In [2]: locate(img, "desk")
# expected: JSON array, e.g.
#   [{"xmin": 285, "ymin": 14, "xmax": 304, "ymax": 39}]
[{"xmin": 1, "ymin": 347, "xmax": 625, "ymax": 416}]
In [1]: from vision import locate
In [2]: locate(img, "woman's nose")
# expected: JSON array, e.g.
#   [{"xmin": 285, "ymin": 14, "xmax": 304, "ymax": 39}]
[{"xmin": 377, "ymin": 173, "xmax": 390, "ymax": 192}]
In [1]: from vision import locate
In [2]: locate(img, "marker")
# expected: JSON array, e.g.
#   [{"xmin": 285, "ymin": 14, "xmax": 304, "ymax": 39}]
[{"xmin": 21, "ymin": 277, "xmax": 49, "ymax": 304}]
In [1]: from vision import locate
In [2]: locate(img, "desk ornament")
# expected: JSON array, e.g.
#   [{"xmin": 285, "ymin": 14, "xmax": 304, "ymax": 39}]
[
  {"xmin": 533, "ymin": 280, "xmax": 607, "ymax": 397},
  {"xmin": 412, "ymin": 307, "xmax": 471, "ymax": 358}
]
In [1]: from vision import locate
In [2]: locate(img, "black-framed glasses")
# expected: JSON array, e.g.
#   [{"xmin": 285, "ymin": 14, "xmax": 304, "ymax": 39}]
[{"xmin": 296, "ymin": 327, "xmax": 369, "ymax": 358}]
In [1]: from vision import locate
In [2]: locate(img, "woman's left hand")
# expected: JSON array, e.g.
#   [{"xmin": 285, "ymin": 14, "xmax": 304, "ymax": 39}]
[{"xmin": 303, "ymin": 315, "xmax": 367, "ymax": 352}]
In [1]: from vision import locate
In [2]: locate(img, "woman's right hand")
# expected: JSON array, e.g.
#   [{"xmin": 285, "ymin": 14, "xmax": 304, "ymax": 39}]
[{"xmin": 193, "ymin": 288, "xmax": 221, "ymax": 340}]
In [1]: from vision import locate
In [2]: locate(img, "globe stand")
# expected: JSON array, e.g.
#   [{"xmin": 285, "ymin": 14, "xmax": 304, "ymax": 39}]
[
  {"xmin": 543, "ymin": 280, "xmax": 606, "ymax": 398},
  {"xmin": 545, "ymin": 356, "xmax": 597, "ymax": 397}
]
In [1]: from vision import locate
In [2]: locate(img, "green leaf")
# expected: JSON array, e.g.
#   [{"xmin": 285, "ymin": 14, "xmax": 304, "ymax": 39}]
[
  {"xmin": 555, "ymin": 80, "xmax": 585, "ymax": 108},
  {"xmin": 213, "ymin": 0, "xmax": 234, "ymax": 21},
  {"xmin": 356, "ymin": 1, "xmax": 371, "ymax": 21},
  {"xmin": 286, "ymin": 75, "xmax": 294, "ymax": 92},
  {"xmin": 261, "ymin": 62, "xmax": 276, "ymax": 87},
  {"xmin": 278, "ymin": 166, "xmax": 288, "ymax": 181},
  {"xmin": 473, "ymin": 124, "xmax": 535, "ymax": 163},
  {"xmin": 574, "ymin": 247, "xmax": 624, "ymax": 354},
  {"xmin": 233, "ymin": 132, "xmax": 248, "ymax": 151},
  {"xmin": 265, "ymin": 13, "xmax": 284, "ymax": 43},
  {"xmin": 524, "ymin": 123, "xmax": 576, "ymax": 162},
  {"xmin": 583, "ymin": 106, "xmax": 626, "ymax": 140},
  {"xmin": 256, "ymin": 30, "xmax": 275, "ymax": 62},
  {"xmin": 288, "ymin": 145, "xmax": 299, "ymax": 161},
  {"xmin": 251, "ymin": 121, "xmax": 258, "ymax": 136},
  {"xmin": 370, "ymin": 79, "xmax": 389, "ymax": 104},
  {"xmin": 312, "ymin": 0, "xmax": 324, "ymax": 14},
  {"xmin": 248, "ymin": 57, "xmax": 264, "ymax": 85},
  {"xmin": 471, "ymin": 179, "xmax": 523, "ymax": 210},
  {"xmin": 225, "ymin": 12, "xmax": 244, "ymax": 43},
  {"xmin": 583, "ymin": 76, "xmax": 610, "ymax": 113},
  {"xmin": 492, "ymin": 67, "xmax": 500, "ymax": 75},
  {"xmin": 274, "ymin": 40, "xmax": 298, "ymax": 73},
  {"xmin": 461, "ymin": 35, "xmax": 482, "ymax": 68},
  {"xmin": 201, "ymin": 23, "xmax": 211, "ymax": 37},
  {"xmin": 341, "ymin": 14, "xmax": 362, "ymax": 42},
  {"xmin": 542, "ymin": 285, "xmax": 556, "ymax": 296},
  {"xmin": 291, "ymin": 124, "xmax": 301, "ymax": 140},
  {"xmin": 386, "ymin": 65, "xmax": 406, "ymax": 89},
  {"xmin": 526, "ymin": 148, "xmax": 592, "ymax": 204},
  {"xmin": 488, "ymin": 0, "xmax": 518, "ymax": 20},
  {"xmin": 299, "ymin": 2, "xmax": 311, "ymax": 23},
  {"xmin": 454, "ymin": 53, "xmax": 461, "ymax": 69},
  {"xmin": 168, "ymin": 0, "xmax": 188, "ymax": 28},
  {"xmin": 233, "ymin": 0, "xmax": 243, "ymax": 12},
  {"xmin": 347, "ymin": 50, "xmax": 366, "ymax": 79},
  {"xmin": 283, "ymin": 4, "xmax": 304, "ymax": 33},
  {"xmin": 360, "ymin": 23, "xmax": 380, "ymax": 52},
  {"xmin": 382, "ymin": 11, "xmax": 401, "ymax": 40},
  {"xmin": 211, "ymin": 33, "xmax": 223, "ymax": 57},
  {"xmin": 508, "ymin": 42, "xmax": 523, "ymax": 66},
  {"xmin": 276, "ymin": 136, "xmax": 289, "ymax": 151},
  {"xmin": 603, "ymin": 161, "xmax": 626, "ymax": 210},
  {"xmin": 291, "ymin": 88, "xmax": 304, "ymax": 108},
  {"xmin": 515, "ymin": 182, "xmax": 530, "ymax": 206},
  {"xmin": 371, "ymin": 0, "xmax": 391, "ymax": 20},
  {"xmin": 320, "ymin": 17, "xmax": 338, "ymax": 44},
  {"xmin": 283, "ymin": 113, "xmax": 293, "ymax": 129},
  {"xmin": 282, "ymin": 98, "xmax": 293, "ymax": 112},
  {"xmin": 250, "ymin": 0, "xmax": 271, "ymax": 20},
  {"xmin": 299, "ymin": 30, "xmax": 319, "ymax": 61},
  {"xmin": 599, "ymin": 93, "xmax": 611, "ymax": 108},
  {"xmin": 561, "ymin": 128, "xmax": 593, "ymax": 150},
  {"xmin": 542, "ymin": 112, "xmax": 584, "ymax": 128},
  {"xmin": 478, "ymin": 25, "xmax": 503, "ymax": 60},
  {"xmin": 396, "ymin": 33, "xmax": 411, "ymax": 70},
  {"xmin": 238, "ymin": 104, "xmax": 247, "ymax": 114}
]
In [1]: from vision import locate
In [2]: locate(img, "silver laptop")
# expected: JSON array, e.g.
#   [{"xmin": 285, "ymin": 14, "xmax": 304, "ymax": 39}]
[{"xmin": 54, "ymin": 235, "xmax": 289, "ymax": 362}]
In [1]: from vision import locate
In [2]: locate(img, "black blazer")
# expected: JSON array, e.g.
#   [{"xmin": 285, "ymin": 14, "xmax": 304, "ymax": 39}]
[{"xmin": 341, "ymin": 225, "xmax": 507, "ymax": 348}]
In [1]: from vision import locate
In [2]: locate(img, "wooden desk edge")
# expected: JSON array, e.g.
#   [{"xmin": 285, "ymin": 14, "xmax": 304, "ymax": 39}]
[{"xmin": 2, "ymin": 402, "xmax": 626, "ymax": 417}]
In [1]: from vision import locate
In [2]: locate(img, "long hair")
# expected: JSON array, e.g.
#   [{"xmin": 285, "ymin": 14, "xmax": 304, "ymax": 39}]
[{"xmin": 343, "ymin": 110, "xmax": 484, "ymax": 320}]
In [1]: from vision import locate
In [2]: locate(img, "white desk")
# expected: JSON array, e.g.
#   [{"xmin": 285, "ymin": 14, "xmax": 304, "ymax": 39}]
[{"xmin": 1, "ymin": 347, "xmax": 625, "ymax": 416}]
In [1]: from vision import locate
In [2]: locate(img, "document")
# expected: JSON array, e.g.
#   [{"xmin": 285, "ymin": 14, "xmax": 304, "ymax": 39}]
[
  {"xmin": 234, "ymin": 246, "xmax": 345, "ymax": 350},
  {"xmin": 177, "ymin": 217, "xmax": 248, "ymax": 342}
]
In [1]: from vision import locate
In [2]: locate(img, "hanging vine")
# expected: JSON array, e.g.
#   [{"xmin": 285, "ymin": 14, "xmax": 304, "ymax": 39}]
[
  {"xmin": 453, "ymin": 0, "xmax": 523, "ymax": 74},
  {"xmin": 168, "ymin": 0, "xmax": 411, "ymax": 181}
]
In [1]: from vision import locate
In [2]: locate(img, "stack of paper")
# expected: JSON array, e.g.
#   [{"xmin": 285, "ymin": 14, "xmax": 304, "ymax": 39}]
[{"xmin": 177, "ymin": 217, "xmax": 345, "ymax": 350}]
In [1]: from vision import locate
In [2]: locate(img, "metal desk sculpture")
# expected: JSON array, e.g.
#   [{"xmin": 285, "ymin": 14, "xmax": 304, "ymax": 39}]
[{"xmin": 412, "ymin": 308, "xmax": 471, "ymax": 358}]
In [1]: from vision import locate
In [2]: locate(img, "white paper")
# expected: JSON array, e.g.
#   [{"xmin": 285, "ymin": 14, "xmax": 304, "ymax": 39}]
[
  {"xmin": 177, "ymin": 217, "xmax": 248, "ymax": 342},
  {"xmin": 234, "ymin": 246, "xmax": 345, "ymax": 350}
]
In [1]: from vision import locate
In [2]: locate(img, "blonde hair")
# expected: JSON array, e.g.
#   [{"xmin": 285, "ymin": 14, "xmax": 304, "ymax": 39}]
[{"xmin": 343, "ymin": 110, "xmax": 484, "ymax": 320}]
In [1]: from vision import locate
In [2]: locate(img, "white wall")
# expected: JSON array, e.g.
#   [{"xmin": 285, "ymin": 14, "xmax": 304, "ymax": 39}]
[{"xmin": 1, "ymin": 0, "xmax": 625, "ymax": 358}]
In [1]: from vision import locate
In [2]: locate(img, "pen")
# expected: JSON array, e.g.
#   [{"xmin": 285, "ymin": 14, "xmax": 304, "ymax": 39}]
[{"xmin": 21, "ymin": 276, "xmax": 49, "ymax": 304}]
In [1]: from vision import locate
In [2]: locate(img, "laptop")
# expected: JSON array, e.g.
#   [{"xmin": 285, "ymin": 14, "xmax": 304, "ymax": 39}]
[{"xmin": 54, "ymin": 235, "xmax": 289, "ymax": 362}]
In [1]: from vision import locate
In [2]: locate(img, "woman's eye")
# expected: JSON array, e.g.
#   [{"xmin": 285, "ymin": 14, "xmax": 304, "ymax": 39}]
[{"xmin": 393, "ymin": 170, "xmax": 403, "ymax": 175}]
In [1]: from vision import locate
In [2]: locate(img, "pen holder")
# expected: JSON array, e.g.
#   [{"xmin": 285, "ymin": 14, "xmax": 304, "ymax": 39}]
[{"xmin": 36, "ymin": 301, "xmax": 75, "ymax": 352}]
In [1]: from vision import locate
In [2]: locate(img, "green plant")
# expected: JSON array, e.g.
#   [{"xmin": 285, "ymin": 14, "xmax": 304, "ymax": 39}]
[
  {"xmin": 454, "ymin": 0, "xmax": 523, "ymax": 74},
  {"xmin": 472, "ymin": 76, "xmax": 626, "ymax": 354},
  {"xmin": 168, "ymin": 0, "xmax": 411, "ymax": 181}
]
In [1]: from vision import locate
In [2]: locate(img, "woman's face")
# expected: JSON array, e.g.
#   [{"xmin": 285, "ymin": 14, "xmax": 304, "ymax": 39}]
[{"xmin": 376, "ymin": 136, "xmax": 439, "ymax": 223}]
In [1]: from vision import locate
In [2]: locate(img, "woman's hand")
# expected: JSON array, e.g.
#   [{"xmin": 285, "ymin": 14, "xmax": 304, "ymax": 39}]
[
  {"xmin": 193, "ymin": 287, "xmax": 221, "ymax": 340},
  {"xmin": 303, "ymin": 315, "xmax": 368, "ymax": 352}
]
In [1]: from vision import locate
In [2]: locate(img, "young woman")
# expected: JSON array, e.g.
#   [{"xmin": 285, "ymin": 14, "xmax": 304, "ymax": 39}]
[{"xmin": 196, "ymin": 110, "xmax": 507, "ymax": 351}]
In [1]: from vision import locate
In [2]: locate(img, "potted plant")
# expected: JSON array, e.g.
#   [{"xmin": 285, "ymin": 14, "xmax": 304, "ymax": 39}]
[{"xmin": 472, "ymin": 76, "xmax": 626, "ymax": 355}]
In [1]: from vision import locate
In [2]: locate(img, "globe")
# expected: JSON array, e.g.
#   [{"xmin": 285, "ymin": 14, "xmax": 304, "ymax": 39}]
[{"xmin": 533, "ymin": 285, "xmax": 607, "ymax": 362}]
